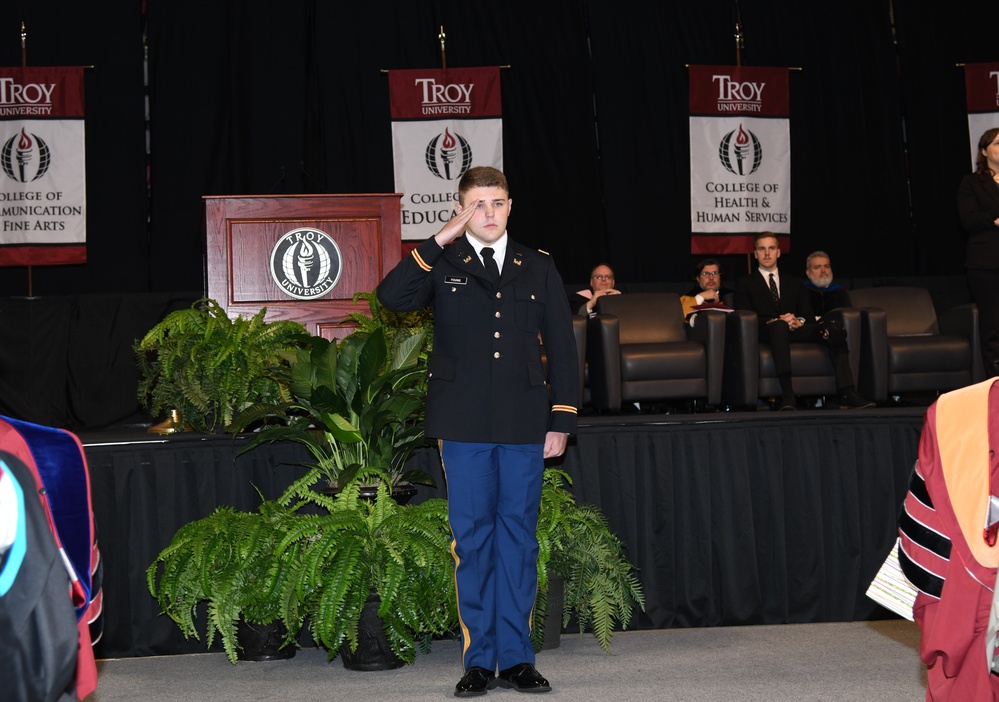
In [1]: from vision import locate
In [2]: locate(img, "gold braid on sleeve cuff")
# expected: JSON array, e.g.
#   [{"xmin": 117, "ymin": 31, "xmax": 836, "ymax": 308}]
[
  {"xmin": 551, "ymin": 405, "xmax": 578, "ymax": 415},
  {"xmin": 412, "ymin": 249, "xmax": 432, "ymax": 272}
]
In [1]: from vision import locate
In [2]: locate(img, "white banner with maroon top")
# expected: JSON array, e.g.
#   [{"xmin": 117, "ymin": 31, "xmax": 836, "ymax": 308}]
[
  {"xmin": 389, "ymin": 67, "xmax": 503, "ymax": 241},
  {"xmin": 689, "ymin": 65, "xmax": 791, "ymax": 255},
  {"xmin": 0, "ymin": 66, "xmax": 86, "ymax": 266},
  {"xmin": 964, "ymin": 62, "xmax": 999, "ymax": 170}
]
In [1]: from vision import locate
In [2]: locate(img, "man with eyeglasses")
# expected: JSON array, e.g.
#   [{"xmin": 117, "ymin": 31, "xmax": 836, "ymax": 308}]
[
  {"xmin": 680, "ymin": 258, "xmax": 734, "ymax": 321},
  {"xmin": 573, "ymin": 264, "xmax": 621, "ymax": 318}
]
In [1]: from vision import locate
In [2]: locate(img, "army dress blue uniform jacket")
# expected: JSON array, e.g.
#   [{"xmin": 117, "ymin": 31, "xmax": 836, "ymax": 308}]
[{"xmin": 377, "ymin": 234, "xmax": 578, "ymax": 444}]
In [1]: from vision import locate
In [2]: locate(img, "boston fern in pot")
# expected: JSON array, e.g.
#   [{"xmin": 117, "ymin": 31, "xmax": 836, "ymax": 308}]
[
  {"xmin": 275, "ymin": 474, "xmax": 457, "ymax": 668},
  {"xmin": 145, "ymin": 497, "xmax": 308, "ymax": 664},
  {"xmin": 532, "ymin": 468, "xmax": 645, "ymax": 653},
  {"xmin": 136, "ymin": 298, "xmax": 308, "ymax": 434}
]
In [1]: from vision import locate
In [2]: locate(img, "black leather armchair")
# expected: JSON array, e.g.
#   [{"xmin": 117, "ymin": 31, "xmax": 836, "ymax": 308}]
[
  {"xmin": 572, "ymin": 315, "xmax": 587, "ymax": 408},
  {"xmin": 846, "ymin": 286, "xmax": 983, "ymax": 403},
  {"xmin": 722, "ymin": 307, "xmax": 862, "ymax": 408},
  {"xmin": 588, "ymin": 293, "xmax": 725, "ymax": 411},
  {"xmin": 540, "ymin": 314, "xmax": 588, "ymax": 410}
]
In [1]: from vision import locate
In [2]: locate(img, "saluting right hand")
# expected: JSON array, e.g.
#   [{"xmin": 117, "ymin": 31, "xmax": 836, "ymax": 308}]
[{"xmin": 433, "ymin": 202, "xmax": 478, "ymax": 248}]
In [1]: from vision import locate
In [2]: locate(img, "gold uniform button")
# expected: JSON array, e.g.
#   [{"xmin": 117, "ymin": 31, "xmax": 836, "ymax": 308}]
[
  {"xmin": 494, "ymin": 311, "xmax": 501, "ymax": 318},
  {"xmin": 496, "ymin": 291, "xmax": 502, "ymax": 299},
  {"xmin": 493, "ymin": 352, "xmax": 501, "ymax": 359},
  {"xmin": 531, "ymin": 294, "xmax": 536, "ymax": 300},
  {"xmin": 451, "ymin": 287, "xmax": 457, "ymax": 292},
  {"xmin": 494, "ymin": 331, "xmax": 500, "ymax": 338}
]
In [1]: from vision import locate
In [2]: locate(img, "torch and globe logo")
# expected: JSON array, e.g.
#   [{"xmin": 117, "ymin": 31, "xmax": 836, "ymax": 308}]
[
  {"xmin": 269, "ymin": 228, "xmax": 343, "ymax": 300},
  {"xmin": 425, "ymin": 127, "xmax": 473, "ymax": 181},
  {"xmin": 718, "ymin": 124, "xmax": 763, "ymax": 176},
  {"xmin": 1, "ymin": 127, "xmax": 52, "ymax": 183}
]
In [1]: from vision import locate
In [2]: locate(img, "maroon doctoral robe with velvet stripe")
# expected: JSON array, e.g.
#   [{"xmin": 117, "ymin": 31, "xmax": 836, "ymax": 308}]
[{"xmin": 899, "ymin": 379, "xmax": 999, "ymax": 701}]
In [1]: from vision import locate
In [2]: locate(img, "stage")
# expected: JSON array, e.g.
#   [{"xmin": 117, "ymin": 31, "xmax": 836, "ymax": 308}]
[{"xmin": 81, "ymin": 405, "xmax": 926, "ymax": 659}]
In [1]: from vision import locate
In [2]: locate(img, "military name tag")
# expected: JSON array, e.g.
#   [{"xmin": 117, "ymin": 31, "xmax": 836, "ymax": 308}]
[{"xmin": 444, "ymin": 275, "xmax": 468, "ymax": 285}]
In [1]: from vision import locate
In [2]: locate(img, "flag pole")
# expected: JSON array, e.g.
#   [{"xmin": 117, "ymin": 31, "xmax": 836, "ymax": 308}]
[
  {"xmin": 439, "ymin": 25, "xmax": 447, "ymax": 70},
  {"xmin": 733, "ymin": 5, "xmax": 751, "ymax": 270},
  {"xmin": 734, "ymin": 1, "xmax": 744, "ymax": 67},
  {"xmin": 21, "ymin": 21, "xmax": 34, "ymax": 297}
]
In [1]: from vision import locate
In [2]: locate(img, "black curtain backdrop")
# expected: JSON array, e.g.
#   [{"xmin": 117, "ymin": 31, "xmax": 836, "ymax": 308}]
[
  {"xmin": 0, "ymin": 1, "xmax": 993, "ymax": 292},
  {"xmin": 892, "ymin": 2, "xmax": 994, "ymax": 275},
  {"xmin": 0, "ymin": 292, "xmax": 197, "ymax": 429},
  {"xmin": 563, "ymin": 415, "xmax": 921, "ymax": 629}
]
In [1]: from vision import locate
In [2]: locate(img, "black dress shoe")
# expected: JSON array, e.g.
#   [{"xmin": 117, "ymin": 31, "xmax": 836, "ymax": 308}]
[
  {"xmin": 779, "ymin": 394, "xmax": 797, "ymax": 411},
  {"xmin": 455, "ymin": 666, "xmax": 496, "ymax": 697},
  {"xmin": 496, "ymin": 663, "xmax": 551, "ymax": 693},
  {"xmin": 839, "ymin": 391, "xmax": 876, "ymax": 410}
]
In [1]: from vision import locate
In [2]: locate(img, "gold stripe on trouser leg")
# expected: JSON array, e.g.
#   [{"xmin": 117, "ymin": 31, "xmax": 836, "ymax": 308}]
[{"xmin": 439, "ymin": 439, "xmax": 472, "ymax": 664}]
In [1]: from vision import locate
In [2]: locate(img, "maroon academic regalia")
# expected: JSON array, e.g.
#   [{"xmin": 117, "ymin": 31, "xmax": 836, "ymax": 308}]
[{"xmin": 899, "ymin": 379, "xmax": 999, "ymax": 700}]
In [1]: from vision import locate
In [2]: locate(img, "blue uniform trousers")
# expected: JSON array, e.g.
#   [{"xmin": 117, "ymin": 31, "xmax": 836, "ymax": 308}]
[{"xmin": 440, "ymin": 440, "xmax": 544, "ymax": 672}]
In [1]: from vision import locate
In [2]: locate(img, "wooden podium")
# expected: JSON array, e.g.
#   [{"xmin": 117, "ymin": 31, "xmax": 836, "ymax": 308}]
[{"xmin": 205, "ymin": 194, "xmax": 402, "ymax": 338}]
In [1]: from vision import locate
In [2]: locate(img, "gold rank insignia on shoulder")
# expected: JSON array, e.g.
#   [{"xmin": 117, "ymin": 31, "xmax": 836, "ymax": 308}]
[{"xmin": 538, "ymin": 249, "xmax": 551, "ymax": 256}]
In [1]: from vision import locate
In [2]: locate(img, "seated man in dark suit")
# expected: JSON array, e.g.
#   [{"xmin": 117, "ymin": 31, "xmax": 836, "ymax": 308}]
[
  {"xmin": 803, "ymin": 250, "xmax": 850, "ymax": 319},
  {"xmin": 734, "ymin": 232, "xmax": 874, "ymax": 411},
  {"xmin": 680, "ymin": 258, "xmax": 734, "ymax": 324}
]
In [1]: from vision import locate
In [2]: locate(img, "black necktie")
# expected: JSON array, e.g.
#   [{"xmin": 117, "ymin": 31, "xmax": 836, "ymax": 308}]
[
  {"xmin": 769, "ymin": 273, "xmax": 780, "ymax": 307},
  {"xmin": 482, "ymin": 247, "xmax": 500, "ymax": 286}
]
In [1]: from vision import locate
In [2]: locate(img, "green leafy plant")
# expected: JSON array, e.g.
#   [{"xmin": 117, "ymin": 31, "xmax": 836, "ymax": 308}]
[
  {"xmin": 533, "ymin": 469, "xmax": 645, "ymax": 653},
  {"xmin": 230, "ymin": 325, "xmax": 433, "ymax": 492},
  {"xmin": 145, "ymin": 498, "xmax": 307, "ymax": 663},
  {"xmin": 276, "ymin": 476, "xmax": 457, "ymax": 664},
  {"xmin": 136, "ymin": 298, "xmax": 308, "ymax": 433},
  {"xmin": 345, "ymin": 290, "xmax": 434, "ymax": 368}
]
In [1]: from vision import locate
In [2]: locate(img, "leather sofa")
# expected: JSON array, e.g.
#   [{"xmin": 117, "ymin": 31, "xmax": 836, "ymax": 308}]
[
  {"xmin": 722, "ymin": 307, "xmax": 862, "ymax": 409},
  {"xmin": 846, "ymin": 286, "xmax": 983, "ymax": 402},
  {"xmin": 587, "ymin": 293, "xmax": 725, "ymax": 411}
]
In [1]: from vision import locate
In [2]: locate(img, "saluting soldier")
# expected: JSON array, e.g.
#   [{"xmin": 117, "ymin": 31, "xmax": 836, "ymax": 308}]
[{"xmin": 378, "ymin": 166, "xmax": 578, "ymax": 697}]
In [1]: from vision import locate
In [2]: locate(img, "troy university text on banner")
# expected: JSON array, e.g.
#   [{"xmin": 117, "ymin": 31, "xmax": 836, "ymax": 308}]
[
  {"xmin": 0, "ymin": 67, "xmax": 86, "ymax": 266},
  {"xmin": 389, "ymin": 67, "xmax": 502, "ymax": 241},
  {"xmin": 964, "ymin": 63, "xmax": 999, "ymax": 170},
  {"xmin": 689, "ymin": 65, "xmax": 791, "ymax": 255}
]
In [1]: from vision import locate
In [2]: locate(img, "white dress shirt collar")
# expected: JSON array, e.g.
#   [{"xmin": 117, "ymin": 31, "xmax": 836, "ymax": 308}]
[
  {"xmin": 467, "ymin": 232, "xmax": 508, "ymax": 274},
  {"xmin": 758, "ymin": 266, "xmax": 779, "ymax": 283}
]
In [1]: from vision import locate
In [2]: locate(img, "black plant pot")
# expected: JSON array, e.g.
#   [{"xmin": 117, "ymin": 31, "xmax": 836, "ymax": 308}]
[
  {"xmin": 323, "ymin": 482, "xmax": 419, "ymax": 505},
  {"xmin": 340, "ymin": 593, "xmax": 406, "ymax": 671},
  {"xmin": 236, "ymin": 619, "xmax": 296, "ymax": 662},
  {"xmin": 356, "ymin": 482, "xmax": 418, "ymax": 505}
]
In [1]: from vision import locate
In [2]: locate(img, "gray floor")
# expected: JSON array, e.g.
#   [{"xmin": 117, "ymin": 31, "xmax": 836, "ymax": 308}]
[{"xmin": 85, "ymin": 619, "xmax": 927, "ymax": 702}]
